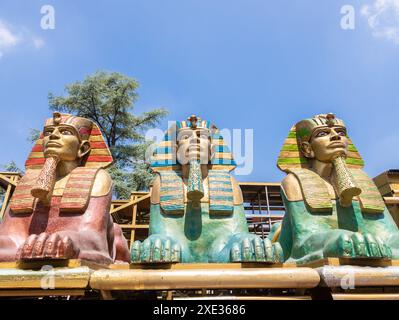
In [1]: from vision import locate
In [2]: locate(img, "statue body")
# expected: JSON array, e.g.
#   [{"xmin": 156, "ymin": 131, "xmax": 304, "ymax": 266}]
[
  {"xmin": 0, "ymin": 113, "xmax": 130, "ymax": 264},
  {"xmin": 148, "ymin": 170, "xmax": 254, "ymax": 262},
  {"xmin": 273, "ymin": 114, "xmax": 399, "ymax": 264},
  {"xmin": 131, "ymin": 115, "xmax": 283, "ymax": 263}
]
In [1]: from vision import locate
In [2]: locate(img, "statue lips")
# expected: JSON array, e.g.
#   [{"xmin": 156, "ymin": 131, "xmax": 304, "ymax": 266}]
[
  {"xmin": 186, "ymin": 145, "xmax": 202, "ymax": 161},
  {"xmin": 45, "ymin": 141, "xmax": 62, "ymax": 148},
  {"xmin": 327, "ymin": 142, "xmax": 346, "ymax": 149}
]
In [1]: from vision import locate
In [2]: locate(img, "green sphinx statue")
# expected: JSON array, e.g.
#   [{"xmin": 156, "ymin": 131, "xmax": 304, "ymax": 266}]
[
  {"xmin": 131, "ymin": 115, "xmax": 283, "ymax": 263},
  {"xmin": 271, "ymin": 113, "xmax": 399, "ymax": 264}
]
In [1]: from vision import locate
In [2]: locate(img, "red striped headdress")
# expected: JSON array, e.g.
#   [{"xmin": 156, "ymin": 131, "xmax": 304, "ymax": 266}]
[{"xmin": 25, "ymin": 112, "xmax": 113, "ymax": 169}]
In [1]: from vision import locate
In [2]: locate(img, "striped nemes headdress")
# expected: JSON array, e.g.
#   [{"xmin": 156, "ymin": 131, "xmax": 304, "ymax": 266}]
[
  {"xmin": 25, "ymin": 112, "xmax": 113, "ymax": 169},
  {"xmin": 151, "ymin": 115, "xmax": 236, "ymax": 172},
  {"xmin": 277, "ymin": 113, "xmax": 364, "ymax": 172}
]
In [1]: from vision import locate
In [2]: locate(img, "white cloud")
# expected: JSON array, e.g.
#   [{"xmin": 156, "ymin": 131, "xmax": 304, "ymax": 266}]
[
  {"xmin": 0, "ymin": 19, "xmax": 45, "ymax": 58},
  {"xmin": 33, "ymin": 36, "xmax": 45, "ymax": 49},
  {"xmin": 362, "ymin": 0, "xmax": 399, "ymax": 44},
  {"xmin": 0, "ymin": 20, "xmax": 20, "ymax": 56}
]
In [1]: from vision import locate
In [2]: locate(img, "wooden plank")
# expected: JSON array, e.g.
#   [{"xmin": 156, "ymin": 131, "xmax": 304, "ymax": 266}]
[
  {"xmin": 388, "ymin": 205, "xmax": 399, "ymax": 227},
  {"xmin": 384, "ymin": 197, "xmax": 399, "ymax": 205},
  {"xmin": 239, "ymin": 182, "xmax": 281, "ymax": 187},
  {"xmin": 0, "ymin": 174, "xmax": 18, "ymax": 189},
  {"xmin": 119, "ymin": 224, "xmax": 149, "ymax": 229},
  {"xmin": 378, "ymin": 183, "xmax": 395, "ymax": 197},
  {"xmin": 372, "ymin": 171, "xmax": 399, "ymax": 188},
  {"xmin": 0, "ymin": 289, "xmax": 85, "ymax": 297},
  {"xmin": 0, "ymin": 184, "xmax": 12, "ymax": 219}
]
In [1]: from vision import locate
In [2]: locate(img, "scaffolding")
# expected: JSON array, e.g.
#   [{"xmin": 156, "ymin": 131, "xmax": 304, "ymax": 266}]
[
  {"xmin": 108, "ymin": 182, "xmax": 286, "ymax": 248},
  {"xmin": 374, "ymin": 169, "xmax": 399, "ymax": 226},
  {"xmin": 0, "ymin": 172, "xmax": 22, "ymax": 219},
  {"xmin": 239, "ymin": 182, "xmax": 285, "ymax": 238}
]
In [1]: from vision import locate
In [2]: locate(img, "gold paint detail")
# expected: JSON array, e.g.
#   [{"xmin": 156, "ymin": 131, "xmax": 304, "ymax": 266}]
[{"xmin": 332, "ymin": 156, "xmax": 361, "ymax": 207}]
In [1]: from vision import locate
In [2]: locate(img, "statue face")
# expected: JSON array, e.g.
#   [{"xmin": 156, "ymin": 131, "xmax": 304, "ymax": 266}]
[
  {"xmin": 301, "ymin": 126, "xmax": 348, "ymax": 162},
  {"xmin": 176, "ymin": 128, "xmax": 212, "ymax": 165},
  {"xmin": 43, "ymin": 125, "xmax": 89, "ymax": 161}
]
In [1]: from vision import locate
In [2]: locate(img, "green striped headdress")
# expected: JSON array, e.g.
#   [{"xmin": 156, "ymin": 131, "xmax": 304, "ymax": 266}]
[{"xmin": 277, "ymin": 114, "xmax": 364, "ymax": 172}]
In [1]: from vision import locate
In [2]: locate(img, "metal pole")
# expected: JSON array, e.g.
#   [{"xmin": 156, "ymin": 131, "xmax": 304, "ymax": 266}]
[
  {"xmin": 90, "ymin": 268, "xmax": 321, "ymax": 291},
  {"xmin": 265, "ymin": 185, "xmax": 272, "ymax": 236}
]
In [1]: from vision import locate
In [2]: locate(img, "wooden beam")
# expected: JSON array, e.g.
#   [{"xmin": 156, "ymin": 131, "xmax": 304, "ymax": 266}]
[
  {"xmin": 119, "ymin": 224, "xmax": 149, "ymax": 229},
  {"xmin": 0, "ymin": 289, "xmax": 86, "ymax": 297},
  {"xmin": 110, "ymin": 194, "xmax": 150, "ymax": 214},
  {"xmin": 0, "ymin": 174, "xmax": 17, "ymax": 189}
]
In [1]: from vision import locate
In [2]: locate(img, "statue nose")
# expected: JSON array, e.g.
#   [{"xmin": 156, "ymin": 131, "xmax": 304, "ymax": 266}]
[
  {"xmin": 50, "ymin": 128, "xmax": 61, "ymax": 139},
  {"xmin": 330, "ymin": 130, "xmax": 341, "ymax": 141},
  {"xmin": 189, "ymin": 135, "xmax": 200, "ymax": 144}
]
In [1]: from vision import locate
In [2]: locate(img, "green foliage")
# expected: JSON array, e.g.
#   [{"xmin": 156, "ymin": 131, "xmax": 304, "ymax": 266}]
[
  {"xmin": 28, "ymin": 129, "xmax": 41, "ymax": 144},
  {"xmin": 48, "ymin": 71, "xmax": 168, "ymax": 198},
  {"xmin": 1, "ymin": 161, "xmax": 23, "ymax": 174}
]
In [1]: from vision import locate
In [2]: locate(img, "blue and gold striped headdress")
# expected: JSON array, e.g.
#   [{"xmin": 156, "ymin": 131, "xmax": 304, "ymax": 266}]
[{"xmin": 151, "ymin": 115, "xmax": 236, "ymax": 172}]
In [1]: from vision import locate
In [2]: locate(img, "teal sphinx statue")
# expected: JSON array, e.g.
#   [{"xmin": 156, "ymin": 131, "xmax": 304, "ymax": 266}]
[
  {"xmin": 271, "ymin": 113, "xmax": 399, "ymax": 264},
  {"xmin": 131, "ymin": 115, "xmax": 283, "ymax": 263}
]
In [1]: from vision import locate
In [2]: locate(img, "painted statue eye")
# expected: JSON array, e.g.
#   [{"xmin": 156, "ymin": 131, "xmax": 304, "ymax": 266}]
[
  {"xmin": 44, "ymin": 130, "xmax": 53, "ymax": 136},
  {"xmin": 316, "ymin": 130, "xmax": 328, "ymax": 138},
  {"xmin": 337, "ymin": 130, "xmax": 346, "ymax": 136},
  {"xmin": 200, "ymin": 134, "xmax": 208, "ymax": 139},
  {"xmin": 61, "ymin": 129, "xmax": 73, "ymax": 135}
]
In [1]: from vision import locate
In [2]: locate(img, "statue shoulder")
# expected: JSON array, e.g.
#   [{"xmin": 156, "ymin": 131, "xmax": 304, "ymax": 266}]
[
  {"xmin": 230, "ymin": 175, "xmax": 243, "ymax": 205},
  {"xmin": 281, "ymin": 173, "xmax": 303, "ymax": 201},
  {"xmin": 150, "ymin": 174, "xmax": 161, "ymax": 204},
  {"xmin": 91, "ymin": 169, "xmax": 112, "ymax": 197}
]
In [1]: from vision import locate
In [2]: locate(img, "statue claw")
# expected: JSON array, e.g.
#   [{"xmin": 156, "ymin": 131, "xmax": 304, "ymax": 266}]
[
  {"xmin": 17, "ymin": 232, "xmax": 79, "ymax": 260},
  {"xmin": 228, "ymin": 235, "xmax": 284, "ymax": 263},
  {"xmin": 132, "ymin": 235, "xmax": 181, "ymax": 263},
  {"xmin": 323, "ymin": 232, "xmax": 392, "ymax": 260}
]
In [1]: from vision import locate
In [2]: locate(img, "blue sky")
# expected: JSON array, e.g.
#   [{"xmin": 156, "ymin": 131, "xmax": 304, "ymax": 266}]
[{"xmin": 0, "ymin": 0, "xmax": 398, "ymax": 183}]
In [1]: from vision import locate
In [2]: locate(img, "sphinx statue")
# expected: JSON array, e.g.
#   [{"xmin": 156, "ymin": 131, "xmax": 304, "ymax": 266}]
[
  {"xmin": 0, "ymin": 112, "xmax": 130, "ymax": 264},
  {"xmin": 131, "ymin": 115, "xmax": 283, "ymax": 263},
  {"xmin": 272, "ymin": 113, "xmax": 399, "ymax": 264}
]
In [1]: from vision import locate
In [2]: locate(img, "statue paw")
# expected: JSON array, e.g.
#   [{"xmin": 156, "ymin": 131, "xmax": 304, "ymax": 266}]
[
  {"xmin": 359, "ymin": 233, "xmax": 392, "ymax": 259},
  {"xmin": 16, "ymin": 233, "xmax": 80, "ymax": 260},
  {"xmin": 130, "ymin": 235, "xmax": 181, "ymax": 263},
  {"xmin": 323, "ymin": 232, "xmax": 392, "ymax": 259},
  {"xmin": 229, "ymin": 236, "xmax": 284, "ymax": 263}
]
